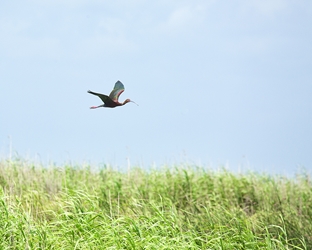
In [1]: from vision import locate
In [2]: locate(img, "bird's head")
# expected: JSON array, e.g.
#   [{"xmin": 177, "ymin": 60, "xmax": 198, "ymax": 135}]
[{"xmin": 123, "ymin": 99, "xmax": 138, "ymax": 106}]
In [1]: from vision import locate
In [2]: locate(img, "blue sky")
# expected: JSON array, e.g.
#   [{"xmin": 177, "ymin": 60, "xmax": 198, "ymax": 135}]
[{"xmin": 1, "ymin": 0, "xmax": 312, "ymax": 174}]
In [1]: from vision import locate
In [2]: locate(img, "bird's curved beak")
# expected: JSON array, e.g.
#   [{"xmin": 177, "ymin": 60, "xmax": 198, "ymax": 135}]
[{"xmin": 130, "ymin": 100, "xmax": 139, "ymax": 106}]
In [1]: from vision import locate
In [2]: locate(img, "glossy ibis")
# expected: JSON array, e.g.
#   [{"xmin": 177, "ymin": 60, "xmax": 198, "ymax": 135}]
[{"xmin": 88, "ymin": 80, "xmax": 137, "ymax": 109}]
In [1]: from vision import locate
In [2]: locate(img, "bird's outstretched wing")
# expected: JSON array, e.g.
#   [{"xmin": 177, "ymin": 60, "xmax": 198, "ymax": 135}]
[
  {"xmin": 109, "ymin": 81, "xmax": 125, "ymax": 101},
  {"xmin": 87, "ymin": 90, "xmax": 115, "ymax": 106}
]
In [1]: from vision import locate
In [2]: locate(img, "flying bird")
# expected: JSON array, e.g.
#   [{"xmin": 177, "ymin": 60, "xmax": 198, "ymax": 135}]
[{"xmin": 88, "ymin": 80, "xmax": 138, "ymax": 109}]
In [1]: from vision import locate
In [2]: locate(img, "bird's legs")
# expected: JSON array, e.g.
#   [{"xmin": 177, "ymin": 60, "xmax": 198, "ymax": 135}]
[{"xmin": 90, "ymin": 104, "xmax": 104, "ymax": 109}]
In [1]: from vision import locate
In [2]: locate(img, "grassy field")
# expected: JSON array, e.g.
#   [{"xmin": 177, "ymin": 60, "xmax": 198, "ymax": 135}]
[{"xmin": 0, "ymin": 159, "xmax": 311, "ymax": 249}]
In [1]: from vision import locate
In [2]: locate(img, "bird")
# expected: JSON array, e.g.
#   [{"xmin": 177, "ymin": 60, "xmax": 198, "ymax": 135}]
[{"xmin": 88, "ymin": 80, "xmax": 138, "ymax": 109}]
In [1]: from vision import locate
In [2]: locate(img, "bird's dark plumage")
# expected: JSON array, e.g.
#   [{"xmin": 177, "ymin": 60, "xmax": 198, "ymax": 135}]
[
  {"xmin": 87, "ymin": 90, "xmax": 114, "ymax": 106},
  {"xmin": 88, "ymin": 80, "xmax": 137, "ymax": 109}
]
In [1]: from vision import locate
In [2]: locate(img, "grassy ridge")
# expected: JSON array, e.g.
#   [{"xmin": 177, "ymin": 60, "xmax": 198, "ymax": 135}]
[{"xmin": 0, "ymin": 160, "xmax": 311, "ymax": 249}]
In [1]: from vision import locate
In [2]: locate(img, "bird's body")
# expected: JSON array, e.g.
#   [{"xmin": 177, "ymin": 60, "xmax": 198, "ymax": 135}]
[{"xmin": 88, "ymin": 80, "xmax": 137, "ymax": 109}]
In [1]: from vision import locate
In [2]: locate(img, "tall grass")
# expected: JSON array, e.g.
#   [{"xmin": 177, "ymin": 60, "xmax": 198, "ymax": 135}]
[{"xmin": 0, "ymin": 159, "xmax": 311, "ymax": 249}]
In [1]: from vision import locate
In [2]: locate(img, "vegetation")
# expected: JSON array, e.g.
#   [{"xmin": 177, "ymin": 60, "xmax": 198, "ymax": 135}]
[{"xmin": 0, "ymin": 159, "xmax": 311, "ymax": 249}]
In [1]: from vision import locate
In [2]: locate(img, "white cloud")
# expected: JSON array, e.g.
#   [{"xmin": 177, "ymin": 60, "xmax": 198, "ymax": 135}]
[
  {"xmin": 75, "ymin": 18, "xmax": 135, "ymax": 58},
  {"xmin": 76, "ymin": 34, "xmax": 134, "ymax": 58},
  {"xmin": 242, "ymin": 0, "xmax": 287, "ymax": 16},
  {"xmin": 29, "ymin": 0, "xmax": 146, "ymax": 7},
  {"xmin": 0, "ymin": 19, "xmax": 31, "ymax": 34},
  {"xmin": 167, "ymin": 6, "xmax": 194, "ymax": 28},
  {"xmin": 29, "ymin": 0, "xmax": 100, "ymax": 6},
  {"xmin": 98, "ymin": 17, "xmax": 126, "ymax": 37},
  {"xmin": 227, "ymin": 36, "xmax": 274, "ymax": 56},
  {"xmin": 157, "ymin": 3, "xmax": 208, "ymax": 33},
  {"xmin": 0, "ymin": 18, "xmax": 61, "ymax": 59},
  {"xmin": 1, "ymin": 36, "xmax": 61, "ymax": 59}
]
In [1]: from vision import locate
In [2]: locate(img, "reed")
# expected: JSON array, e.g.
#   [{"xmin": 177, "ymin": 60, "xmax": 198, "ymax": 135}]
[{"xmin": 0, "ymin": 159, "xmax": 311, "ymax": 249}]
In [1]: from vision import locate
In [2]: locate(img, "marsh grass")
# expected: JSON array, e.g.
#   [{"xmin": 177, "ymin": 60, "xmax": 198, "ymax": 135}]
[{"xmin": 0, "ymin": 159, "xmax": 311, "ymax": 249}]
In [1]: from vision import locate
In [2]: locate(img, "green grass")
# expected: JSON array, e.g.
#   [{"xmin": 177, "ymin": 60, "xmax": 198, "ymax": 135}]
[{"xmin": 0, "ymin": 159, "xmax": 311, "ymax": 249}]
